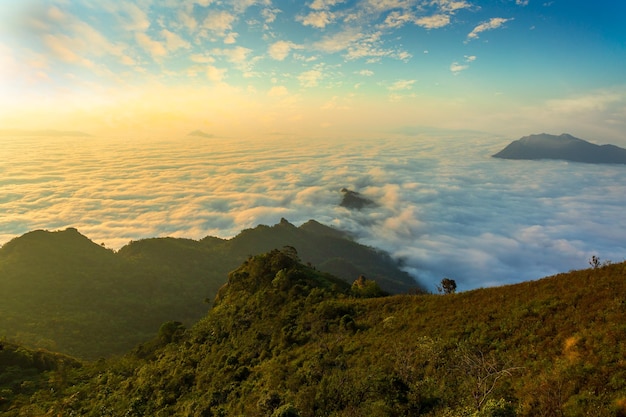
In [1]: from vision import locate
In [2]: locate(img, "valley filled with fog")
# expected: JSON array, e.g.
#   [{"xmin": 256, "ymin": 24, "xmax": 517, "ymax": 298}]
[{"xmin": 2, "ymin": 131, "xmax": 625, "ymax": 291}]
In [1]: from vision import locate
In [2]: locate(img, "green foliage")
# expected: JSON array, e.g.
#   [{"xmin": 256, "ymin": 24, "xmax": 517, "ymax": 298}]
[
  {"xmin": 437, "ymin": 277, "xmax": 457, "ymax": 294},
  {"xmin": 0, "ymin": 341, "xmax": 81, "ymax": 414},
  {"xmin": 440, "ymin": 399, "xmax": 516, "ymax": 417},
  {"xmin": 0, "ymin": 220, "xmax": 418, "ymax": 359},
  {"xmin": 351, "ymin": 275, "xmax": 387, "ymax": 298},
  {"xmin": 5, "ymin": 251, "xmax": 626, "ymax": 416},
  {"xmin": 272, "ymin": 403, "xmax": 301, "ymax": 417}
]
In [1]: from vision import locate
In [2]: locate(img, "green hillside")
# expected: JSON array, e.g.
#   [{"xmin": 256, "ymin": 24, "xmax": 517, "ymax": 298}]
[
  {"xmin": 0, "ymin": 220, "xmax": 420, "ymax": 359},
  {"xmin": 4, "ymin": 251, "xmax": 625, "ymax": 416}
]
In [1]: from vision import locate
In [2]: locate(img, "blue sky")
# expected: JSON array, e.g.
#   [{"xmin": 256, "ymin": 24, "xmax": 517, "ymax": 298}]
[{"xmin": 1, "ymin": 0, "xmax": 625, "ymax": 141}]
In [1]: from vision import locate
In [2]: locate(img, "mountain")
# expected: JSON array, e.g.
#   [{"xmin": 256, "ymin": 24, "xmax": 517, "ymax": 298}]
[
  {"xmin": 4, "ymin": 251, "xmax": 626, "ymax": 416},
  {"xmin": 0, "ymin": 219, "xmax": 420, "ymax": 359},
  {"xmin": 339, "ymin": 188, "xmax": 376, "ymax": 209},
  {"xmin": 492, "ymin": 133, "xmax": 626, "ymax": 164},
  {"xmin": 187, "ymin": 129, "xmax": 215, "ymax": 138}
]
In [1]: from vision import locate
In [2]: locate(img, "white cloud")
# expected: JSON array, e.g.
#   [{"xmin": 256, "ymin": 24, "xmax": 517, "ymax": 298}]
[
  {"xmin": 297, "ymin": 10, "xmax": 336, "ymax": 29},
  {"xmin": 357, "ymin": 69, "xmax": 374, "ymax": 76},
  {"xmin": 40, "ymin": 34, "xmax": 90, "ymax": 67},
  {"xmin": 206, "ymin": 65, "xmax": 226, "ymax": 81},
  {"xmin": 268, "ymin": 40, "xmax": 301, "ymax": 61},
  {"xmin": 261, "ymin": 7, "xmax": 281, "ymax": 23},
  {"xmin": 346, "ymin": 42, "xmax": 388, "ymax": 60},
  {"xmin": 118, "ymin": 3, "xmax": 151, "ymax": 31},
  {"xmin": 212, "ymin": 46, "xmax": 252, "ymax": 68},
  {"xmin": 190, "ymin": 54, "xmax": 215, "ymax": 63},
  {"xmin": 47, "ymin": 5, "xmax": 65, "ymax": 21},
  {"xmin": 135, "ymin": 32, "xmax": 167, "ymax": 59},
  {"xmin": 161, "ymin": 29, "xmax": 191, "ymax": 51},
  {"xmin": 467, "ymin": 17, "xmax": 513, "ymax": 40},
  {"xmin": 321, "ymin": 95, "xmax": 350, "ymax": 110},
  {"xmin": 268, "ymin": 85, "xmax": 289, "ymax": 96},
  {"xmin": 224, "ymin": 32, "xmax": 238, "ymax": 44},
  {"xmin": 388, "ymin": 79, "xmax": 416, "ymax": 90},
  {"xmin": 25, "ymin": 9, "xmax": 136, "ymax": 70},
  {"xmin": 365, "ymin": 0, "xmax": 413, "ymax": 12},
  {"xmin": 72, "ymin": 21, "xmax": 134, "ymax": 65},
  {"xmin": 381, "ymin": 10, "xmax": 414, "ymax": 29},
  {"xmin": 313, "ymin": 29, "xmax": 363, "ymax": 53},
  {"xmin": 202, "ymin": 10, "xmax": 236, "ymax": 37},
  {"xmin": 450, "ymin": 62, "xmax": 468, "ymax": 73},
  {"xmin": 450, "ymin": 55, "xmax": 476, "ymax": 73},
  {"xmin": 415, "ymin": 14, "xmax": 450, "ymax": 29},
  {"xmin": 231, "ymin": 0, "xmax": 269, "ymax": 13},
  {"xmin": 298, "ymin": 69, "xmax": 323, "ymax": 87},
  {"xmin": 434, "ymin": 0, "xmax": 472, "ymax": 13},
  {"xmin": 178, "ymin": 9, "xmax": 197, "ymax": 32},
  {"xmin": 310, "ymin": 0, "xmax": 346, "ymax": 10},
  {"xmin": 516, "ymin": 0, "xmax": 529, "ymax": 5}
]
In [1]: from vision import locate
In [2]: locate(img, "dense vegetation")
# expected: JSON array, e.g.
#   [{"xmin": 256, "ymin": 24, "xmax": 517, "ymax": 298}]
[
  {"xmin": 2, "ymin": 250, "xmax": 625, "ymax": 416},
  {"xmin": 0, "ymin": 220, "xmax": 419, "ymax": 359}
]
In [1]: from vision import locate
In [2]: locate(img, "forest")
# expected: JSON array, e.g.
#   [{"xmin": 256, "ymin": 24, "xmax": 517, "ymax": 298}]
[
  {"xmin": 1, "ymin": 245, "xmax": 626, "ymax": 416},
  {"xmin": 0, "ymin": 219, "xmax": 418, "ymax": 359}
]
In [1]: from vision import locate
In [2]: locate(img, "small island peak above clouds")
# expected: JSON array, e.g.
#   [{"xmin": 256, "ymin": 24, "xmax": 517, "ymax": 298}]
[
  {"xmin": 493, "ymin": 133, "xmax": 626, "ymax": 164},
  {"xmin": 187, "ymin": 130, "xmax": 215, "ymax": 139}
]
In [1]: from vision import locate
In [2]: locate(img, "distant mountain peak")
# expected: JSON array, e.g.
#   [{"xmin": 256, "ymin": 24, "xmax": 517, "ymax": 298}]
[
  {"xmin": 493, "ymin": 133, "xmax": 626, "ymax": 164},
  {"xmin": 278, "ymin": 217, "xmax": 295, "ymax": 227},
  {"xmin": 1, "ymin": 228, "xmax": 115, "ymax": 263},
  {"xmin": 340, "ymin": 188, "xmax": 376, "ymax": 209},
  {"xmin": 187, "ymin": 130, "xmax": 214, "ymax": 138}
]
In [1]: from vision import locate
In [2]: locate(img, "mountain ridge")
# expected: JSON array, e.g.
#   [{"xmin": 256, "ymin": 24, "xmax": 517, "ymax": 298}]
[
  {"xmin": 492, "ymin": 133, "xmax": 626, "ymax": 164},
  {"xmin": 0, "ymin": 219, "xmax": 421, "ymax": 359}
]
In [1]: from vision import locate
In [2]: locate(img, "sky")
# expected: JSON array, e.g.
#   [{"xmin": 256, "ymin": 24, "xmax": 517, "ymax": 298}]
[{"xmin": 1, "ymin": 0, "xmax": 625, "ymax": 142}]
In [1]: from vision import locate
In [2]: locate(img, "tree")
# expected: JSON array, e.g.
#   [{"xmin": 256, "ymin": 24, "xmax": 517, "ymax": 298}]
[
  {"xmin": 351, "ymin": 275, "xmax": 385, "ymax": 298},
  {"xmin": 158, "ymin": 321, "xmax": 185, "ymax": 344},
  {"xmin": 588, "ymin": 255, "xmax": 601, "ymax": 269},
  {"xmin": 437, "ymin": 278, "xmax": 457, "ymax": 294},
  {"xmin": 454, "ymin": 345, "xmax": 521, "ymax": 412},
  {"xmin": 588, "ymin": 255, "xmax": 611, "ymax": 269}
]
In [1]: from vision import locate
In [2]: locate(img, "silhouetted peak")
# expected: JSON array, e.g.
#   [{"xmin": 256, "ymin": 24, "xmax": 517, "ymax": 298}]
[
  {"xmin": 299, "ymin": 219, "xmax": 347, "ymax": 239},
  {"xmin": 340, "ymin": 188, "xmax": 376, "ymax": 210},
  {"xmin": 493, "ymin": 133, "xmax": 626, "ymax": 164},
  {"xmin": 1, "ymin": 227, "xmax": 114, "ymax": 262},
  {"xmin": 187, "ymin": 130, "xmax": 214, "ymax": 138}
]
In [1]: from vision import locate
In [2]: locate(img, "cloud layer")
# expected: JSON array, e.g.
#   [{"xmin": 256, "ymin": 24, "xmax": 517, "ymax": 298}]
[{"xmin": 2, "ymin": 133, "xmax": 625, "ymax": 292}]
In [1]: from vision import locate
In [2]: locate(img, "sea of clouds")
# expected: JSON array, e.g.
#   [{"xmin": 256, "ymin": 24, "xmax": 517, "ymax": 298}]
[{"xmin": 2, "ymin": 132, "xmax": 625, "ymax": 291}]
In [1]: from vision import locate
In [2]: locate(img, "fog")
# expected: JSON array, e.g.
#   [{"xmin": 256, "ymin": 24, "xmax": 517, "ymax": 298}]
[{"xmin": 2, "ymin": 132, "xmax": 625, "ymax": 291}]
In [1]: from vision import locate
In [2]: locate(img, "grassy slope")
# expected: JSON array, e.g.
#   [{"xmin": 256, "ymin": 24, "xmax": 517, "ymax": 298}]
[{"xmin": 8, "ymin": 254, "xmax": 624, "ymax": 416}]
